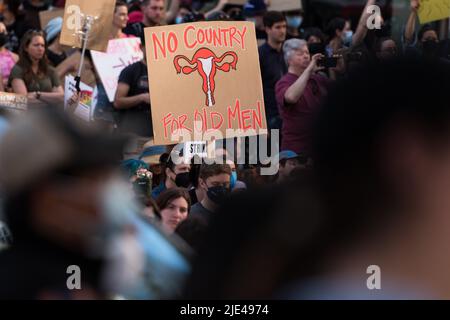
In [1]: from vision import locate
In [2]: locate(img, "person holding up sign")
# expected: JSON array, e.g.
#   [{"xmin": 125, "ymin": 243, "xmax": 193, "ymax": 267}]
[
  {"xmin": 113, "ymin": 33, "xmax": 152, "ymax": 137},
  {"xmin": 9, "ymin": 29, "xmax": 64, "ymax": 107}
]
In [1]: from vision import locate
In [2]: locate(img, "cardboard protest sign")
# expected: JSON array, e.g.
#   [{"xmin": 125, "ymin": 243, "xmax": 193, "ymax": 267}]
[
  {"xmin": 91, "ymin": 38, "xmax": 143, "ymax": 102},
  {"xmin": 0, "ymin": 93, "xmax": 27, "ymax": 115},
  {"xmin": 64, "ymin": 75, "xmax": 94, "ymax": 122},
  {"xmin": 144, "ymin": 21, "xmax": 267, "ymax": 146},
  {"xmin": 418, "ymin": 0, "xmax": 450, "ymax": 24},
  {"xmin": 268, "ymin": 0, "xmax": 302, "ymax": 12},
  {"xmin": 60, "ymin": 0, "xmax": 116, "ymax": 52},
  {"xmin": 39, "ymin": 9, "xmax": 64, "ymax": 29}
]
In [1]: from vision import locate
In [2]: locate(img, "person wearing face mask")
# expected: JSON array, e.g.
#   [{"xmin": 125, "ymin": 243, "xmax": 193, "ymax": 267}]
[
  {"xmin": 173, "ymin": 3, "xmax": 192, "ymax": 24},
  {"xmin": 326, "ymin": 17, "xmax": 353, "ymax": 55},
  {"xmin": 190, "ymin": 163, "xmax": 232, "ymax": 223},
  {"xmin": 243, "ymin": 0, "xmax": 267, "ymax": 43},
  {"xmin": 403, "ymin": 1, "xmax": 446, "ymax": 60},
  {"xmin": 285, "ymin": 10, "xmax": 303, "ymax": 39},
  {"xmin": 0, "ymin": 28, "xmax": 18, "ymax": 88},
  {"xmin": 151, "ymin": 153, "xmax": 191, "ymax": 199}
]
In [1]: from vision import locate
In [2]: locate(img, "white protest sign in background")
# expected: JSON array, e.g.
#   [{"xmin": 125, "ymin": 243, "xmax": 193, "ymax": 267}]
[
  {"xmin": 64, "ymin": 75, "xmax": 95, "ymax": 122},
  {"xmin": 91, "ymin": 37, "xmax": 143, "ymax": 102}
]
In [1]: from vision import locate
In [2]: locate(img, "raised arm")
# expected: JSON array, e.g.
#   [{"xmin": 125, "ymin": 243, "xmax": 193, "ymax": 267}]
[
  {"xmin": 165, "ymin": 0, "xmax": 181, "ymax": 24},
  {"xmin": 284, "ymin": 54, "xmax": 324, "ymax": 105},
  {"xmin": 405, "ymin": 0, "xmax": 420, "ymax": 44},
  {"xmin": 352, "ymin": 0, "xmax": 377, "ymax": 47}
]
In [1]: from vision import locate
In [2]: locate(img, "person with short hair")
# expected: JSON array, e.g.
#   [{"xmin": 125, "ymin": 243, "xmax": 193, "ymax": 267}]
[
  {"xmin": 275, "ymin": 39, "xmax": 329, "ymax": 156},
  {"xmin": 276, "ymin": 150, "xmax": 304, "ymax": 183},
  {"xmin": 114, "ymin": 33, "xmax": 152, "ymax": 137},
  {"xmin": 259, "ymin": 11, "xmax": 287, "ymax": 130},
  {"xmin": 111, "ymin": 0, "xmax": 132, "ymax": 39},
  {"xmin": 190, "ymin": 163, "xmax": 231, "ymax": 222},
  {"xmin": 124, "ymin": 0, "xmax": 181, "ymax": 38}
]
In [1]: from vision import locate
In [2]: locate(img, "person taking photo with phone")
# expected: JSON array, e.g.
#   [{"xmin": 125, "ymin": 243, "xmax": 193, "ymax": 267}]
[{"xmin": 275, "ymin": 39, "xmax": 330, "ymax": 157}]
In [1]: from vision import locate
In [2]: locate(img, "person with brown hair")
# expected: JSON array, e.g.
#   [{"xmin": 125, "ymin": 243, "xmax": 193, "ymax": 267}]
[
  {"xmin": 156, "ymin": 188, "xmax": 191, "ymax": 234},
  {"xmin": 190, "ymin": 163, "xmax": 231, "ymax": 222},
  {"xmin": 9, "ymin": 29, "xmax": 63, "ymax": 107}
]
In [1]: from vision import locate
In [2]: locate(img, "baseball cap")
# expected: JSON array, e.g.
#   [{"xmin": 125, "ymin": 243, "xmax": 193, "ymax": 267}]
[
  {"xmin": 278, "ymin": 150, "xmax": 299, "ymax": 161},
  {"xmin": 243, "ymin": 0, "xmax": 267, "ymax": 17}
]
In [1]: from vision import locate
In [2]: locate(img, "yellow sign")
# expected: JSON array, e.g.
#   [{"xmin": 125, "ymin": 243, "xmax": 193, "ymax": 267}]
[{"xmin": 418, "ymin": 0, "xmax": 450, "ymax": 24}]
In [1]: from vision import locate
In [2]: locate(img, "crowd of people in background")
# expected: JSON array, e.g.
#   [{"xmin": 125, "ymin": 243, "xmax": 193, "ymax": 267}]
[{"xmin": 1, "ymin": 0, "xmax": 450, "ymax": 300}]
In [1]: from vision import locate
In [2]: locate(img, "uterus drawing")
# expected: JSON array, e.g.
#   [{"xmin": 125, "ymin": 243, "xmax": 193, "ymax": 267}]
[{"xmin": 173, "ymin": 48, "xmax": 238, "ymax": 107}]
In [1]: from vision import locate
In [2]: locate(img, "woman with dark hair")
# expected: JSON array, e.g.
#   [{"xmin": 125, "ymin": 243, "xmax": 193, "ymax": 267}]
[
  {"xmin": 9, "ymin": 29, "xmax": 63, "ymax": 106},
  {"xmin": 325, "ymin": 17, "xmax": 351, "ymax": 54},
  {"xmin": 156, "ymin": 188, "xmax": 191, "ymax": 234}
]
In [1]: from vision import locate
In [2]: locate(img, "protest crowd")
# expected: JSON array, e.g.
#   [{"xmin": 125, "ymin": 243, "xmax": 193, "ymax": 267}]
[{"xmin": 1, "ymin": 0, "xmax": 450, "ymax": 300}]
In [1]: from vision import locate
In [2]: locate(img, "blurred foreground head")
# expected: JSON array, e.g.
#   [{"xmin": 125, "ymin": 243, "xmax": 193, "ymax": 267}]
[
  {"xmin": 0, "ymin": 109, "xmax": 136, "ymax": 298},
  {"xmin": 186, "ymin": 57, "xmax": 450, "ymax": 299}
]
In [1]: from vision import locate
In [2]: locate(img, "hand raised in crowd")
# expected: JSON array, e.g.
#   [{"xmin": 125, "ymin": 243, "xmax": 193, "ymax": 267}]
[
  {"xmin": 0, "ymin": 23, "xmax": 6, "ymax": 34},
  {"xmin": 411, "ymin": 0, "xmax": 420, "ymax": 12},
  {"xmin": 308, "ymin": 53, "xmax": 326, "ymax": 73}
]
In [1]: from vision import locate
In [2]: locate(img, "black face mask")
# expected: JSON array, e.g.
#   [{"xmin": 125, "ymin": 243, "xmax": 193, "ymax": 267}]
[
  {"xmin": 308, "ymin": 42, "xmax": 325, "ymax": 55},
  {"xmin": 422, "ymin": 40, "xmax": 439, "ymax": 56},
  {"xmin": 0, "ymin": 33, "xmax": 7, "ymax": 47},
  {"xmin": 207, "ymin": 185, "xmax": 230, "ymax": 205},
  {"xmin": 175, "ymin": 172, "xmax": 191, "ymax": 188}
]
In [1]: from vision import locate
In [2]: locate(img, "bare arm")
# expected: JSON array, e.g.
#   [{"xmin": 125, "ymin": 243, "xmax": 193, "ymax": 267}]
[
  {"xmin": 352, "ymin": 0, "xmax": 377, "ymax": 47},
  {"xmin": 12, "ymin": 79, "xmax": 64, "ymax": 107},
  {"xmin": 114, "ymin": 82, "xmax": 150, "ymax": 110},
  {"xmin": 205, "ymin": 0, "xmax": 229, "ymax": 16},
  {"xmin": 284, "ymin": 54, "xmax": 324, "ymax": 105},
  {"xmin": 405, "ymin": 0, "xmax": 419, "ymax": 44},
  {"xmin": 165, "ymin": 0, "xmax": 181, "ymax": 24}
]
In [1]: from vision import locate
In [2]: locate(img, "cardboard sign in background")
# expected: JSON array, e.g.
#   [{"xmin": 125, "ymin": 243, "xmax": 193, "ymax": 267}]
[
  {"xmin": 418, "ymin": 0, "xmax": 450, "ymax": 24},
  {"xmin": 60, "ymin": 0, "xmax": 115, "ymax": 52},
  {"xmin": 268, "ymin": 0, "xmax": 302, "ymax": 12},
  {"xmin": 39, "ymin": 9, "xmax": 65, "ymax": 29},
  {"xmin": 145, "ymin": 21, "xmax": 267, "ymax": 145},
  {"xmin": 91, "ymin": 38, "xmax": 143, "ymax": 102}
]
